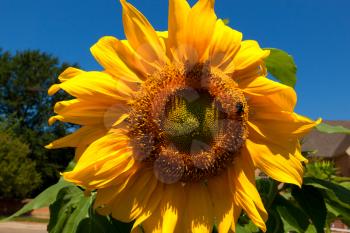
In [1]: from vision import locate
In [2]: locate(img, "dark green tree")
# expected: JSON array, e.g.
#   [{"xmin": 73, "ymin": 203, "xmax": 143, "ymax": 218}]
[
  {"xmin": 0, "ymin": 49, "xmax": 76, "ymax": 195},
  {"xmin": 0, "ymin": 128, "xmax": 41, "ymax": 199}
]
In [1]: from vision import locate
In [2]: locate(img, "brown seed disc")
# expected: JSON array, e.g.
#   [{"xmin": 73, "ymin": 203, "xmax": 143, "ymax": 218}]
[{"xmin": 127, "ymin": 63, "xmax": 248, "ymax": 183}]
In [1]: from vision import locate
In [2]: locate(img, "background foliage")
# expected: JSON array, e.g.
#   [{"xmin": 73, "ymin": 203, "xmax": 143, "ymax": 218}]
[
  {"xmin": 0, "ymin": 127, "xmax": 41, "ymax": 199},
  {"xmin": 0, "ymin": 49, "xmax": 75, "ymax": 197}
]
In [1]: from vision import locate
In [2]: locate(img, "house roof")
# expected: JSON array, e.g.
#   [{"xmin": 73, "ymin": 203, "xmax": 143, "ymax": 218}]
[{"xmin": 302, "ymin": 120, "xmax": 350, "ymax": 158}]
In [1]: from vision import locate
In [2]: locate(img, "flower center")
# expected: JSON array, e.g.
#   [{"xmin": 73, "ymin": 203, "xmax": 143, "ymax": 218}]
[
  {"xmin": 163, "ymin": 89, "xmax": 222, "ymax": 153},
  {"xmin": 128, "ymin": 63, "xmax": 248, "ymax": 183}
]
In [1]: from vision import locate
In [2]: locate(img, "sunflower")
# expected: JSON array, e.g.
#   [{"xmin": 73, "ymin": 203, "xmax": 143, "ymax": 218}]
[{"xmin": 47, "ymin": 0, "xmax": 320, "ymax": 232}]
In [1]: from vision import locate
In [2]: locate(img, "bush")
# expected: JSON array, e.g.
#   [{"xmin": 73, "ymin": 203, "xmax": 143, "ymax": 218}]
[{"xmin": 0, "ymin": 131, "xmax": 41, "ymax": 199}]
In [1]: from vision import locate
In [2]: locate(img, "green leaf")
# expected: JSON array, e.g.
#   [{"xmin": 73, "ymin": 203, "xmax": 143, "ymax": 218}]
[
  {"xmin": 264, "ymin": 48, "xmax": 297, "ymax": 88},
  {"xmin": 304, "ymin": 177, "xmax": 350, "ymax": 206},
  {"xmin": 274, "ymin": 194, "xmax": 309, "ymax": 233},
  {"xmin": 292, "ymin": 185, "xmax": 327, "ymax": 233},
  {"xmin": 76, "ymin": 208, "xmax": 133, "ymax": 233},
  {"xmin": 315, "ymin": 123, "xmax": 350, "ymax": 134},
  {"xmin": 256, "ymin": 178, "xmax": 278, "ymax": 209},
  {"xmin": 1, "ymin": 178, "xmax": 73, "ymax": 222},
  {"xmin": 235, "ymin": 225, "xmax": 251, "ymax": 233},
  {"xmin": 47, "ymin": 185, "xmax": 134, "ymax": 233},
  {"xmin": 326, "ymin": 200, "xmax": 350, "ymax": 226},
  {"xmin": 265, "ymin": 209, "xmax": 284, "ymax": 233},
  {"xmin": 48, "ymin": 186, "xmax": 90, "ymax": 233}
]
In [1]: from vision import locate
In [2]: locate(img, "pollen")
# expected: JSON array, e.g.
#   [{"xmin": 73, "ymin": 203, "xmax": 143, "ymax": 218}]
[{"xmin": 128, "ymin": 63, "xmax": 248, "ymax": 183}]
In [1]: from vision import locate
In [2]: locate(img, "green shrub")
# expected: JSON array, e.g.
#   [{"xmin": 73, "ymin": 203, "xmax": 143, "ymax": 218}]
[{"xmin": 0, "ymin": 131, "xmax": 41, "ymax": 199}]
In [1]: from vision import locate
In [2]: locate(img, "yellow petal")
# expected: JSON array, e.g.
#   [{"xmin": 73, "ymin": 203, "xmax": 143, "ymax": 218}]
[
  {"xmin": 156, "ymin": 31, "xmax": 169, "ymax": 55},
  {"xmin": 45, "ymin": 125, "xmax": 107, "ymax": 149},
  {"xmin": 75, "ymin": 144, "xmax": 89, "ymax": 161},
  {"xmin": 142, "ymin": 201, "xmax": 162, "ymax": 233},
  {"xmin": 90, "ymin": 36, "xmax": 143, "ymax": 83},
  {"xmin": 249, "ymin": 111, "xmax": 321, "ymax": 140},
  {"xmin": 110, "ymin": 170, "xmax": 158, "ymax": 222},
  {"xmin": 241, "ymin": 76, "xmax": 297, "ymax": 112},
  {"xmin": 231, "ymin": 202, "xmax": 242, "ymax": 233},
  {"xmin": 120, "ymin": 0, "xmax": 167, "ymax": 68},
  {"xmin": 208, "ymin": 172, "xmax": 234, "ymax": 233},
  {"xmin": 51, "ymin": 99, "xmax": 128, "ymax": 126},
  {"xmin": 209, "ymin": 19, "xmax": 242, "ymax": 74},
  {"xmin": 131, "ymin": 183, "xmax": 164, "ymax": 232},
  {"xmin": 184, "ymin": 0, "xmax": 217, "ymax": 63},
  {"xmin": 161, "ymin": 183, "xmax": 186, "ymax": 233},
  {"xmin": 231, "ymin": 153, "xmax": 267, "ymax": 232},
  {"xmin": 58, "ymin": 67, "xmax": 84, "ymax": 82},
  {"xmin": 48, "ymin": 71, "xmax": 133, "ymax": 101},
  {"xmin": 63, "ymin": 131, "xmax": 136, "ymax": 189},
  {"xmin": 185, "ymin": 183, "xmax": 213, "ymax": 233},
  {"xmin": 119, "ymin": 39, "xmax": 159, "ymax": 76},
  {"xmin": 245, "ymin": 137, "xmax": 303, "ymax": 187},
  {"xmin": 168, "ymin": 0, "xmax": 190, "ymax": 60},
  {"xmin": 94, "ymin": 170, "xmax": 139, "ymax": 211},
  {"xmin": 233, "ymin": 40, "xmax": 269, "ymax": 71}
]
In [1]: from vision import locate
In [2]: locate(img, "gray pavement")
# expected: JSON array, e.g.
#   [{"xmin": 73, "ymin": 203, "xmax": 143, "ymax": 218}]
[{"xmin": 0, "ymin": 221, "xmax": 47, "ymax": 233}]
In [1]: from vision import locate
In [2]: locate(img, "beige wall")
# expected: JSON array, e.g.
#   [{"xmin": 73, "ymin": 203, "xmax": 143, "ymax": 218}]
[{"xmin": 335, "ymin": 154, "xmax": 350, "ymax": 176}]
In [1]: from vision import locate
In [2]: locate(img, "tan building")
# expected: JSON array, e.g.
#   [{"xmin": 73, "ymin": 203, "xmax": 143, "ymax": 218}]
[{"xmin": 302, "ymin": 120, "xmax": 350, "ymax": 176}]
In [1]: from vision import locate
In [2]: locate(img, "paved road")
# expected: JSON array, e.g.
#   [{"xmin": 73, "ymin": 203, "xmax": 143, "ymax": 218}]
[{"xmin": 0, "ymin": 221, "xmax": 47, "ymax": 233}]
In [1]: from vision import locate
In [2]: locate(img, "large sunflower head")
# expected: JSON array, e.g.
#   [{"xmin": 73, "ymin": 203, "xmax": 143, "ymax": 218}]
[{"xmin": 47, "ymin": 0, "xmax": 320, "ymax": 232}]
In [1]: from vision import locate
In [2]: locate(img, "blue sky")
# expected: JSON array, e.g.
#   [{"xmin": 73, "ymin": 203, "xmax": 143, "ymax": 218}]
[{"xmin": 1, "ymin": 0, "xmax": 349, "ymax": 120}]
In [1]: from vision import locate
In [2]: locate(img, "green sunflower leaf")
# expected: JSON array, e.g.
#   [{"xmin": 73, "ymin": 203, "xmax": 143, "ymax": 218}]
[
  {"xmin": 1, "ymin": 178, "xmax": 73, "ymax": 222},
  {"xmin": 47, "ymin": 186, "xmax": 90, "ymax": 233},
  {"xmin": 304, "ymin": 177, "xmax": 350, "ymax": 206},
  {"xmin": 292, "ymin": 185, "xmax": 327, "ymax": 233},
  {"xmin": 265, "ymin": 209, "xmax": 284, "ymax": 233},
  {"xmin": 326, "ymin": 199, "xmax": 350, "ymax": 226},
  {"xmin": 264, "ymin": 48, "xmax": 297, "ymax": 88},
  {"xmin": 256, "ymin": 178, "xmax": 278, "ymax": 209},
  {"xmin": 315, "ymin": 123, "xmax": 350, "ymax": 134},
  {"xmin": 274, "ymin": 194, "xmax": 309, "ymax": 233},
  {"xmin": 76, "ymin": 207, "xmax": 133, "ymax": 233}
]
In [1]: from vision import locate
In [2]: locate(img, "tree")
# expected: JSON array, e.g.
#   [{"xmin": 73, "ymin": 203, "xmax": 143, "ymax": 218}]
[
  {"xmin": 0, "ymin": 49, "xmax": 76, "ymax": 195},
  {"xmin": 0, "ymin": 128, "xmax": 41, "ymax": 199}
]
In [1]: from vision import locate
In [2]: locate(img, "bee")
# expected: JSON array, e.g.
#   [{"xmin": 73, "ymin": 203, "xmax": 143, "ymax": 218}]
[{"xmin": 235, "ymin": 102, "xmax": 244, "ymax": 115}]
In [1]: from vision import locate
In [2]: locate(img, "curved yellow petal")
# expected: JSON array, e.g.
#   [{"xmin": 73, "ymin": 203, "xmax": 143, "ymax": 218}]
[
  {"xmin": 208, "ymin": 172, "xmax": 234, "ymax": 233},
  {"xmin": 168, "ymin": 0, "xmax": 190, "ymax": 60},
  {"xmin": 120, "ymin": 0, "xmax": 167, "ymax": 68},
  {"xmin": 58, "ymin": 67, "xmax": 84, "ymax": 82},
  {"xmin": 185, "ymin": 183, "xmax": 213, "ymax": 233},
  {"xmin": 63, "ymin": 131, "xmax": 136, "ymax": 189},
  {"xmin": 131, "ymin": 183, "xmax": 164, "ymax": 233},
  {"xmin": 48, "ymin": 71, "xmax": 133, "ymax": 102},
  {"xmin": 75, "ymin": 144, "xmax": 89, "ymax": 161},
  {"xmin": 161, "ymin": 183, "xmax": 186, "ymax": 233},
  {"xmin": 142, "ymin": 202, "xmax": 162, "ymax": 233},
  {"xmin": 45, "ymin": 125, "xmax": 107, "ymax": 149},
  {"xmin": 233, "ymin": 40, "xmax": 269, "ymax": 71},
  {"xmin": 50, "ymin": 99, "xmax": 128, "ymax": 126},
  {"xmin": 90, "ymin": 36, "xmax": 143, "ymax": 83},
  {"xmin": 245, "ymin": 137, "xmax": 303, "ymax": 187},
  {"xmin": 94, "ymin": 170, "xmax": 139, "ymax": 213},
  {"xmin": 110, "ymin": 170, "xmax": 158, "ymax": 222},
  {"xmin": 231, "ymin": 202, "xmax": 242, "ymax": 233},
  {"xmin": 241, "ymin": 76, "xmax": 297, "ymax": 112},
  {"xmin": 184, "ymin": 0, "xmax": 217, "ymax": 63},
  {"xmin": 249, "ymin": 111, "xmax": 321, "ymax": 140},
  {"xmin": 209, "ymin": 19, "xmax": 242, "ymax": 74},
  {"xmin": 231, "ymin": 153, "xmax": 267, "ymax": 232}
]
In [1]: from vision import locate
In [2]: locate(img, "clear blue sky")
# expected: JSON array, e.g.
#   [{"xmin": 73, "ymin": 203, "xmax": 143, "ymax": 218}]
[{"xmin": 1, "ymin": 0, "xmax": 349, "ymax": 120}]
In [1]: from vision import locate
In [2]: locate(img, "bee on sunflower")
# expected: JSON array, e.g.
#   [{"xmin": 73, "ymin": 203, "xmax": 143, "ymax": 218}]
[{"xmin": 46, "ymin": 0, "xmax": 320, "ymax": 232}]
